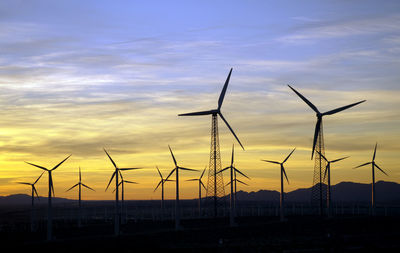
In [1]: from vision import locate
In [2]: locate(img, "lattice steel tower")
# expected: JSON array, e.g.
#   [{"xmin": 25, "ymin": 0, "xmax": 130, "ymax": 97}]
[
  {"xmin": 178, "ymin": 68, "xmax": 244, "ymax": 217},
  {"xmin": 311, "ymin": 122, "xmax": 328, "ymax": 216},
  {"xmin": 206, "ymin": 114, "xmax": 225, "ymax": 216}
]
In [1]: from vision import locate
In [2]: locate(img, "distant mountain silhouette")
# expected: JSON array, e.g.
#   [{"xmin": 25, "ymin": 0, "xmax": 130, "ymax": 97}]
[
  {"xmin": 231, "ymin": 181, "xmax": 400, "ymax": 204},
  {"xmin": 0, "ymin": 194, "xmax": 71, "ymax": 206},
  {"xmin": 2, "ymin": 181, "xmax": 400, "ymax": 206}
]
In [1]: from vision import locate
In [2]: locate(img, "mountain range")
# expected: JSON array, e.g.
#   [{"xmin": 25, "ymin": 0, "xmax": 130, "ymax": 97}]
[{"xmin": 1, "ymin": 181, "xmax": 400, "ymax": 206}]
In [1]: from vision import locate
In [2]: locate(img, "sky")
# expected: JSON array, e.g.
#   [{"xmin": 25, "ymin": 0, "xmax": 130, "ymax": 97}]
[{"xmin": 0, "ymin": 0, "xmax": 399, "ymax": 200}]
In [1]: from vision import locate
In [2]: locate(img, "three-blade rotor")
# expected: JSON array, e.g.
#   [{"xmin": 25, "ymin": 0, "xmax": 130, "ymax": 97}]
[
  {"xmin": 104, "ymin": 149, "xmax": 141, "ymax": 191},
  {"xmin": 178, "ymin": 68, "xmax": 244, "ymax": 150},
  {"xmin": 261, "ymin": 148, "xmax": 296, "ymax": 184},
  {"xmin": 165, "ymin": 145, "xmax": 198, "ymax": 181},
  {"xmin": 288, "ymin": 85, "xmax": 365, "ymax": 159},
  {"xmin": 354, "ymin": 143, "xmax": 388, "ymax": 176},
  {"xmin": 25, "ymin": 155, "xmax": 71, "ymax": 197}
]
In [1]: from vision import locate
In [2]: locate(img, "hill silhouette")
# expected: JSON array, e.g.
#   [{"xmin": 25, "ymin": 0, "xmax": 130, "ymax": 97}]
[{"xmin": 2, "ymin": 181, "xmax": 400, "ymax": 206}]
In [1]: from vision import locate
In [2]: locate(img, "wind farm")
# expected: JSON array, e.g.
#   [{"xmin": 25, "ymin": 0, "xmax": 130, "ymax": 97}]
[{"xmin": 1, "ymin": 0, "xmax": 400, "ymax": 252}]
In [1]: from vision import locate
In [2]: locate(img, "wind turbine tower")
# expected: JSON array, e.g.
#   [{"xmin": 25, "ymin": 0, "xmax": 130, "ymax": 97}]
[
  {"xmin": 179, "ymin": 68, "xmax": 244, "ymax": 217},
  {"xmin": 66, "ymin": 167, "xmax": 95, "ymax": 227},
  {"xmin": 25, "ymin": 155, "xmax": 71, "ymax": 240},
  {"xmin": 288, "ymin": 85, "xmax": 365, "ymax": 216}
]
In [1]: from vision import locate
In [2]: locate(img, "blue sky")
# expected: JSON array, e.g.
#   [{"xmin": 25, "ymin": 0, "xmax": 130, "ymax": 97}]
[{"xmin": 1, "ymin": 0, "xmax": 399, "ymax": 199}]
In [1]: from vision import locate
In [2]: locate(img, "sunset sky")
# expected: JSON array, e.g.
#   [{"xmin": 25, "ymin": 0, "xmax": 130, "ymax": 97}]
[{"xmin": 1, "ymin": 0, "xmax": 399, "ymax": 200}]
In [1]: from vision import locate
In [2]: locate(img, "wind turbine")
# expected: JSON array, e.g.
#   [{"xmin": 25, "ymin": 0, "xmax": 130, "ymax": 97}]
[
  {"xmin": 218, "ymin": 144, "xmax": 249, "ymax": 226},
  {"xmin": 186, "ymin": 167, "xmax": 207, "ymax": 216},
  {"xmin": 228, "ymin": 169, "xmax": 249, "ymax": 214},
  {"xmin": 288, "ymin": 85, "xmax": 365, "ymax": 215},
  {"xmin": 66, "ymin": 167, "xmax": 95, "ymax": 227},
  {"xmin": 165, "ymin": 145, "xmax": 198, "ymax": 230},
  {"xmin": 16, "ymin": 171, "xmax": 44, "ymax": 231},
  {"xmin": 354, "ymin": 143, "xmax": 388, "ymax": 215},
  {"xmin": 104, "ymin": 148, "xmax": 140, "ymax": 236},
  {"xmin": 179, "ymin": 68, "xmax": 244, "ymax": 216},
  {"xmin": 25, "ymin": 154, "xmax": 71, "ymax": 240},
  {"xmin": 112, "ymin": 171, "xmax": 138, "ymax": 224},
  {"xmin": 316, "ymin": 151, "xmax": 348, "ymax": 216},
  {"xmin": 262, "ymin": 148, "xmax": 295, "ymax": 221},
  {"xmin": 154, "ymin": 166, "xmax": 174, "ymax": 215}
]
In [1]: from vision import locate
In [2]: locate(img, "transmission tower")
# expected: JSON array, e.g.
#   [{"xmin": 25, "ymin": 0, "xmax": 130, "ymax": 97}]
[
  {"xmin": 205, "ymin": 114, "xmax": 226, "ymax": 217},
  {"xmin": 311, "ymin": 121, "xmax": 328, "ymax": 216}
]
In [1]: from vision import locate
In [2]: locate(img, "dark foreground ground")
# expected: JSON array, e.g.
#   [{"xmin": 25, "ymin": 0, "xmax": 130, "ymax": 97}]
[{"xmin": 1, "ymin": 215, "xmax": 400, "ymax": 252}]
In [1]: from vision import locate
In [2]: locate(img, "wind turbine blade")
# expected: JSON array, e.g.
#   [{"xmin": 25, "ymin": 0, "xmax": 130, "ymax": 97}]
[
  {"xmin": 179, "ymin": 167, "xmax": 198, "ymax": 172},
  {"xmin": 283, "ymin": 148, "xmax": 296, "ymax": 163},
  {"xmin": 118, "ymin": 169, "xmax": 123, "ymax": 180},
  {"xmin": 311, "ymin": 117, "xmax": 322, "ymax": 160},
  {"xmin": 261, "ymin": 160, "xmax": 280, "ymax": 164},
  {"xmin": 201, "ymin": 181, "xmax": 207, "ymax": 190},
  {"xmin": 178, "ymin": 110, "xmax": 214, "ymax": 116},
  {"xmin": 218, "ymin": 68, "xmax": 233, "ymax": 110},
  {"xmin": 237, "ymin": 179, "xmax": 248, "ymax": 186},
  {"xmin": 25, "ymin": 162, "xmax": 48, "ymax": 171},
  {"xmin": 322, "ymin": 100, "xmax": 366, "ymax": 116},
  {"xmin": 66, "ymin": 183, "xmax": 79, "ymax": 192},
  {"xmin": 373, "ymin": 142, "xmax": 377, "ymax": 161},
  {"xmin": 82, "ymin": 183, "xmax": 95, "ymax": 191},
  {"xmin": 287, "ymin": 85, "xmax": 319, "ymax": 114},
  {"xmin": 124, "ymin": 180, "xmax": 138, "ymax": 184},
  {"xmin": 218, "ymin": 112, "xmax": 244, "ymax": 150},
  {"xmin": 186, "ymin": 179, "xmax": 198, "ymax": 181},
  {"xmin": 165, "ymin": 168, "xmax": 176, "ymax": 181},
  {"xmin": 316, "ymin": 150, "xmax": 328, "ymax": 162},
  {"xmin": 353, "ymin": 162, "xmax": 372, "ymax": 169},
  {"xmin": 79, "ymin": 167, "xmax": 81, "ymax": 182},
  {"xmin": 33, "ymin": 186, "xmax": 40, "ymax": 199},
  {"xmin": 104, "ymin": 149, "xmax": 118, "ymax": 169},
  {"xmin": 17, "ymin": 182, "xmax": 31, "ymax": 185},
  {"xmin": 331, "ymin": 156, "xmax": 349, "ymax": 163},
  {"xmin": 154, "ymin": 180, "xmax": 162, "ymax": 192},
  {"xmin": 50, "ymin": 174, "xmax": 55, "ymax": 197},
  {"xmin": 119, "ymin": 168, "xmax": 141, "ymax": 171},
  {"xmin": 165, "ymin": 179, "xmax": 175, "ymax": 182},
  {"xmin": 34, "ymin": 171, "xmax": 45, "ymax": 185},
  {"xmin": 51, "ymin": 154, "xmax": 71, "ymax": 171},
  {"xmin": 323, "ymin": 165, "xmax": 328, "ymax": 181},
  {"xmin": 374, "ymin": 163, "xmax": 388, "ymax": 176},
  {"xmin": 200, "ymin": 167, "xmax": 206, "ymax": 179},
  {"xmin": 231, "ymin": 144, "xmax": 235, "ymax": 166},
  {"xmin": 282, "ymin": 166, "xmax": 289, "ymax": 184},
  {"xmin": 156, "ymin": 166, "xmax": 163, "ymax": 179},
  {"xmin": 105, "ymin": 172, "xmax": 116, "ymax": 191},
  {"xmin": 234, "ymin": 168, "xmax": 250, "ymax": 179},
  {"xmin": 226, "ymin": 181, "xmax": 232, "ymax": 186},
  {"xmin": 168, "ymin": 145, "xmax": 177, "ymax": 167},
  {"xmin": 217, "ymin": 166, "xmax": 230, "ymax": 174}
]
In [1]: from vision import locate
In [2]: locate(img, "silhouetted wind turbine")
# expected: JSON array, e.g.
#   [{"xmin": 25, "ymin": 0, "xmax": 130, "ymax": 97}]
[
  {"xmin": 104, "ymin": 148, "xmax": 140, "ymax": 236},
  {"xmin": 112, "ymin": 170, "xmax": 138, "ymax": 224},
  {"xmin": 262, "ymin": 148, "xmax": 295, "ymax": 221},
  {"xmin": 25, "ymin": 154, "xmax": 71, "ymax": 240},
  {"xmin": 288, "ymin": 85, "xmax": 365, "ymax": 216},
  {"xmin": 16, "ymin": 171, "xmax": 44, "ymax": 231},
  {"xmin": 229, "ymin": 169, "xmax": 249, "ymax": 211},
  {"xmin": 154, "ymin": 166, "xmax": 173, "ymax": 217},
  {"xmin": 165, "ymin": 145, "xmax": 198, "ymax": 230},
  {"xmin": 354, "ymin": 143, "xmax": 388, "ymax": 215},
  {"xmin": 66, "ymin": 167, "xmax": 95, "ymax": 227},
  {"xmin": 218, "ymin": 144, "xmax": 249, "ymax": 226},
  {"xmin": 187, "ymin": 167, "xmax": 207, "ymax": 216},
  {"xmin": 317, "ymin": 151, "xmax": 348, "ymax": 216},
  {"xmin": 179, "ymin": 68, "xmax": 244, "ymax": 217}
]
